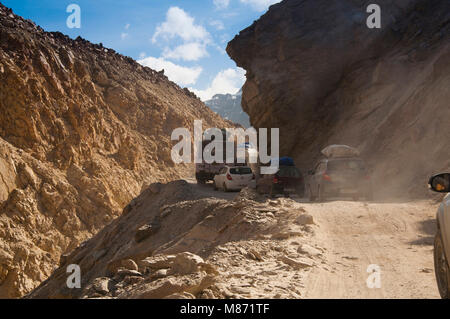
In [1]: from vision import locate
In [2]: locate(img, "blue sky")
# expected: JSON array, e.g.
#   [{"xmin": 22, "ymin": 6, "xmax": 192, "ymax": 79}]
[{"xmin": 2, "ymin": 0, "xmax": 281, "ymax": 100}]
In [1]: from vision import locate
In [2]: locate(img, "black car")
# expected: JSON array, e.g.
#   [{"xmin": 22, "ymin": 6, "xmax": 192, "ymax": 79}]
[
  {"xmin": 307, "ymin": 157, "xmax": 372, "ymax": 201},
  {"xmin": 257, "ymin": 165, "xmax": 305, "ymax": 197}
]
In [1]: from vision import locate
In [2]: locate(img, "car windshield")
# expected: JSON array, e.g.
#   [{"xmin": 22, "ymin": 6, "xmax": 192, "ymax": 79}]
[
  {"xmin": 230, "ymin": 167, "xmax": 252, "ymax": 175},
  {"xmin": 277, "ymin": 166, "xmax": 301, "ymax": 177},
  {"xmin": 328, "ymin": 160, "xmax": 366, "ymax": 172}
]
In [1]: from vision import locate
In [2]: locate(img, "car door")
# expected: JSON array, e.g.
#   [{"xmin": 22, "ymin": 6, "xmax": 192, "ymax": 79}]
[
  {"xmin": 440, "ymin": 194, "xmax": 450, "ymax": 265},
  {"xmin": 308, "ymin": 163, "xmax": 319, "ymax": 195},
  {"xmin": 240, "ymin": 167, "xmax": 254, "ymax": 186},
  {"xmin": 314, "ymin": 162, "xmax": 327, "ymax": 195}
]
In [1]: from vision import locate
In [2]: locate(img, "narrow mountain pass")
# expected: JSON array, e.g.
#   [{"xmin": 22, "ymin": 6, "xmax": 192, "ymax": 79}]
[
  {"xmin": 27, "ymin": 177, "xmax": 442, "ymax": 299},
  {"xmin": 186, "ymin": 180, "xmax": 441, "ymax": 299}
]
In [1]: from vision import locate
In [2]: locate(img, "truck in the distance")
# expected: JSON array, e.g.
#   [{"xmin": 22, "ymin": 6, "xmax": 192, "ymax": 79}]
[{"xmin": 195, "ymin": 129, "xmax": 258, "ymax": 184}]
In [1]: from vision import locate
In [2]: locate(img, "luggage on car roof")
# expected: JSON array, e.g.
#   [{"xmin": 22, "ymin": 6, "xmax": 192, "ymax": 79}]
[
  {"xmin": 321, "ymin": 145, "xmax": 360, "ymax": 158},
  {"xmin": 279, "ymin": 156, "xmax": 295, "ymax": 166},
  {"xmin": 268, "ymin": 157, "xmax": 295, "ymax": 167}
]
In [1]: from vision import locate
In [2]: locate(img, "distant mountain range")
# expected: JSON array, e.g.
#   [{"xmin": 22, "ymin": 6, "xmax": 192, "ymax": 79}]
[{"xmin": 205, "ymin": 90, "xmax": 250, "ymax": 128}]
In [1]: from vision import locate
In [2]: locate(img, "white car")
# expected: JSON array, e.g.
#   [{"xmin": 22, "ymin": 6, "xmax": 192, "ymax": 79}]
[
  {"xmin": 429, "ymin": 173, "xmax": 450, "ymax": 299},
  {"xmin": 214, "ymin": 166, "xmax": 254, "ymax": 192}
]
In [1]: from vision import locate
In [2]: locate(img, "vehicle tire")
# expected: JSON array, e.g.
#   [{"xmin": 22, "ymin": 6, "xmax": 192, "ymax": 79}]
[
  {"xmin": 223, "ymin": 182, "xmax": 229, "ymax": 192},
  {"xmin": 434, "ymin": 228, "xmax": 450, "ymax": 299},
  {"xmin": 213, "ymin": 181, "xmax": 218, "ymax": 191},
  {"xmin": 352, "ymin": 195, "xmax": 360, "ymax": 201},
  {"xmin": 256, "ymin": 184, "xmax": 266, "ymax": 195},
  {"xmin": 269, "ymin": 185, "xmax": 276, "ymax": 198},
  {"xmin": 196, "ymin": 174, "xmax": 206, "ymax": 185},
  {"xmin": 308, "ymin": 185, "xmax": 316, "ymax": 202}
]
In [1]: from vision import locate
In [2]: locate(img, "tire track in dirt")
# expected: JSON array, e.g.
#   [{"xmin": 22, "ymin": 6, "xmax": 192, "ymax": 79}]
[{"xmin": 302, "ymin": 200, "xmax": 440, "ymax": 299}]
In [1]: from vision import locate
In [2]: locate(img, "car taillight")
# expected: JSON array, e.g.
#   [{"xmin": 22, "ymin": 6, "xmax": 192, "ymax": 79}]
[
  {"xmin": 323, "ymin": 173, "xmax": 332, "ymax": 181},
  {"xmin": 273, "ymin": 176, "xmax": 279, "ymax": 183},
  {"xmin": 365, "ymin": 175, "xmax": 371, "ymax": 180},
  {"xmin": 226, "ymin": 174, "xmax": 232, "ymax": 181}
]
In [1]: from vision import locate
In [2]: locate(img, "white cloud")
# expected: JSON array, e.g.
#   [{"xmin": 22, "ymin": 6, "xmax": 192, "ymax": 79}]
[
  {"xmin": 220, "ymin": 33, "xmax": 231, "ymax": 44},
  {"xmin": 221, "ymin": 11, "xmax": 239, "ymax": 18},
  {"xmin": 214, "ymin": 0, "xmax": 230, "ymax": 10},
  {"xmin": 152, "ymin": 7, "xmax": 211, "ymax": 44},
  {"xmin": 190, "ymin": 67, "xmax": 246, "ymax": 101},
  {"xmin": 139, "ymin": 52, "xmax": 146, "ymax": 59},
  {"xmin": 240, "ymin": 0, "xmax": 281, "ymax": 12},
  {"xmin": 121, "ymin": 23, "xmax": 131, "ymax": 39},
  {"xmin": 138, "ymin": 56, "xmax": 202, "ymax": 86},
  {"xmin": 162, "ymin": 42, "xmax": 209, "ymax": 61},
  {"xmin": 209, "ymin": 20, "xmax": 225, "ymax": 30},
  {"xmin": 214, "ymin": 44, "xmax": 226, "ymax": 55},
  {"xmin": 152, "ymin": 7, "xmax": 212, "ymax": 63}
]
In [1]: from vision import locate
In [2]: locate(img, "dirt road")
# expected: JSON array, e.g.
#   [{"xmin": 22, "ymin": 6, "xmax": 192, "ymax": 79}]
[
  {"xmin": 186, "ymin": 179, "xmax": 441, "ymax": 298},
  {"xmin": 302, "ymin": 200, "xmax": 440, "ymax": 299}
]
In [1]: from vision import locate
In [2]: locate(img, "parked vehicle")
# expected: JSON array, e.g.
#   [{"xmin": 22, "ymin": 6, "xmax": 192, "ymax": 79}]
[
  {"xmin": 256, "ymin": 158, "xmax": 305, "ymax": 197},
  {"xmin": 195, "ymin": 129, "xmax": 227, "ymax": 184},
  {"xmin": 196, "ymin": 130, "xmax": 258, "ymax": 184},
  {"xmin": 429, "ymin": 173, "xmax": 450, "ymax": 299},
  {"xmin": 213, "ymin": 166, "xmax": 255, "ymax": 192},
  {"xmin": 307, "ymin": 157, "xmax": 372, "ymax": 201}
]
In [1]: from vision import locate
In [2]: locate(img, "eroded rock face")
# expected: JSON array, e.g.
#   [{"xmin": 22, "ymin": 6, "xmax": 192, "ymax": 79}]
[
  {"xmin": 27, "ymin": 184, "xmax": 318, "ymax": 299},
  {"xmin": 227, "ymin": 0, "xmax": 450, "ymax": 198},
  {"xmin": 0, "ymin": 4, "xmax": 231, "ymax": 298}
]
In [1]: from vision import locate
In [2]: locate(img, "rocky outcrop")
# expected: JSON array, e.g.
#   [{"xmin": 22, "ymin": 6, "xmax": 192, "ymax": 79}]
[
  {"xmin": 227, "ymin": 0, "xmax": 450, "ymax": 197},
  {"xmin": 27, "ymin": 182, "xmax": 318, "ymax": 299},
  {"xmin": 0, "ymin": 4, "xmax": 231, "ymax": 298}
]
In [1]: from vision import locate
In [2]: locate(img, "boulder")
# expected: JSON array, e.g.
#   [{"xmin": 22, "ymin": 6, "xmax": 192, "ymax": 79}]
[
  {"xmin": 278, "ymin": 255, "xmax": 314, "ymax": 269},
  {"xmin": 92, "ymin": 277, "xmax": 111, "ymax": 295},
  {"xmin": 121, "ymin": 259, "xmax": 138, "ymax": 271},
  {"xmin": 170, "ymin": 252, "xmax": 205, "ymax": 275},
  {"xmin": 150, "ymin": 269, "xmax": 168, "ymax": 280},
  {"xmin": 121, "ymin": 273, "xmax": 216, "ymax": 299},
  {"xmin": 138, "ymin": 255, "xmax": 176, "ymax": 272},
  {"xmin": 114, "ymin": 269, "xmax": 142, "ymax": 281}
]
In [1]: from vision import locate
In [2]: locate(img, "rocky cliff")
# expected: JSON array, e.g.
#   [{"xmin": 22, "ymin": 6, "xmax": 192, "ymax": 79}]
[
  {"xmin": 0, "ymin": 3, "xmax": 231, "ymax": 298},
  {"xmin": 227, "ymin": 0, "xmax": 450, "ymax": 198}
]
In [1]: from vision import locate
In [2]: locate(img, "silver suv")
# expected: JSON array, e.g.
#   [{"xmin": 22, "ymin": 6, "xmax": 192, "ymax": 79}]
[
  {"xmin": 307, "ymin": 157, "xmax": 372, "ymax": 201},
  {"xmin": 429, "ymin": 173, "xmax": 450, "ymax": 299}
]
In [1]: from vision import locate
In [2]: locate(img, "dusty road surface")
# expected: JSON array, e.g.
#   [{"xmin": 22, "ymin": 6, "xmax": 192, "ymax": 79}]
[
  {"xmin": 44, "ymin": 178, "xmax": 439, "ymax": 299},
  {"xmin": 302, "ymin": 200, "xmax": 441, "ymax": 299},
  {"xmin": 184, "ymin": 179, "xmax": 441, "ymax": 298}
]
